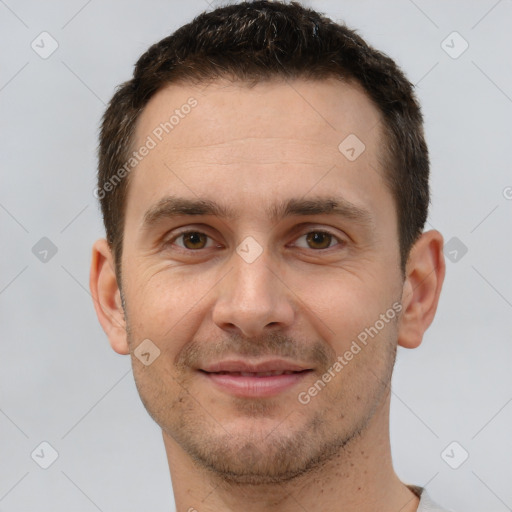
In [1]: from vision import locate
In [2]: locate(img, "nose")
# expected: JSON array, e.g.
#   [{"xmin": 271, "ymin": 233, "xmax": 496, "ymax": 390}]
[{"xmin": 211, "ymin": 248, "xmax": 295, "ymax": 338}]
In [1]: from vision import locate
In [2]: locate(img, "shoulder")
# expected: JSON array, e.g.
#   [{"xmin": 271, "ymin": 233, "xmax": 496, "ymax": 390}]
[{"xmin": 408, "ymin": 485, "xmax": 455, "ymax": 512}]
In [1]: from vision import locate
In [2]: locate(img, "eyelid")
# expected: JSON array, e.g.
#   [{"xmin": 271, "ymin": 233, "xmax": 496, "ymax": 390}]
[
  {"xmin": 164, "ymin": 227, "xmax": 221, "ymax": 250},
  {"xmin": 290, "ymin": 227, "xmax": 346, "ymax": 250}
]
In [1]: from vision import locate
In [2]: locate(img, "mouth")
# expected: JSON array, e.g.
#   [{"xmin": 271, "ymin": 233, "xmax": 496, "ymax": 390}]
[
  {"xmin": 205, "ymin": 370, "xmax": 304, "ymax": 377},
  {"xmin": 198, "ymin": 360, "xmax": 313, "ymax": 398}
]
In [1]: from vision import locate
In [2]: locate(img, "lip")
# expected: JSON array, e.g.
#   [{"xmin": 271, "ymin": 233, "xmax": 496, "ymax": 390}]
[
  {"xmin": 199, "ymin": 359, "xmax": 313, "ymax": 398},
  {"xmin": 201, "ymin": 359, "xmax": 310, "ymax": 373}
]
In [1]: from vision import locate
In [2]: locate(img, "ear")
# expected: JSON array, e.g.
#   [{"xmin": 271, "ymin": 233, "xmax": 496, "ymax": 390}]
[
  {"xmin": 397, "ymin": 230, "xmax": 446, "ymax": 349},
  {"xmin": 89, "ymin": 238, "xmax": 129, "ymax": 355}
]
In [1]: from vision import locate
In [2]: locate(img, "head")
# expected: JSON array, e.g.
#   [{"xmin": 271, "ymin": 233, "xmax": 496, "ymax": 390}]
[{"xmin": 90, "ymin": 1, "xmax": 444, "ymax": 485}]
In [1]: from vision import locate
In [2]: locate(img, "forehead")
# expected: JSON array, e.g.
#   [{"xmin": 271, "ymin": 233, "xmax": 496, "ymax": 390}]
[
  {"xmin": 126, "ymin": 77, "xmax": 390, "ymax": 227},
  {"xmin": 134, "ymin": 77, "xmax": 381, "ymax": 154}
]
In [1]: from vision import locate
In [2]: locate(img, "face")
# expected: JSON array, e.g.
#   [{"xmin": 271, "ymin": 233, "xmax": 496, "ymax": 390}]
[{"xmin": 119, "ymin": 78, "xmax": 405, "ymax": 483}]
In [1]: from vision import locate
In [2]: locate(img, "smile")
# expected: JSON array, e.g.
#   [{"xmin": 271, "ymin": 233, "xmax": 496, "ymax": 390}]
[{"xmin": 199, "ymin": 368, "xmax": 313, "ymax": 398}]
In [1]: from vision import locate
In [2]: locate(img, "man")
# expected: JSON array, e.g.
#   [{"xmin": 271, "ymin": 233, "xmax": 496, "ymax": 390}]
[{"xmin": 90, "ymin": 1, "xmax": 448, "ymax": 511}]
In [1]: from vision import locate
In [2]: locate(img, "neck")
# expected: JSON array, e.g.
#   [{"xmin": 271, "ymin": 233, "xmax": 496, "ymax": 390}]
[{"xmin": 164, "ymin": 392, "xmax": 419, "ymax": 512}]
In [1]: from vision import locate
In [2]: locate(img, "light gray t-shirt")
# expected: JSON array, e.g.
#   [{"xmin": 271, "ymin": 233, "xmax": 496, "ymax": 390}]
[{"xmin": 410, "ymin": 485, "xmax": 453, "ymax": 512}]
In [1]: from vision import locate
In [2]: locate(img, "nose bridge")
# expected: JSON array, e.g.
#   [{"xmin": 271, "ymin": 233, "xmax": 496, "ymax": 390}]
[
  {"xmin": 211, "ymin": 242, "xmax": 294, "ymax": 336},
  {"xmin": 232, "ymin": 249, "xmax": 274, "ymax": 304}
]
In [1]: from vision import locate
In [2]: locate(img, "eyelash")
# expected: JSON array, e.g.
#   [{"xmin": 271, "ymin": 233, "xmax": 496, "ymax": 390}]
[{"xmin": 165, "ymin": 228, "xmax": 345, "ymax": 252}]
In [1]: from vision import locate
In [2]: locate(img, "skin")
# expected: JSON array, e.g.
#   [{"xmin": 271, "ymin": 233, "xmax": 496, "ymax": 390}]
[{"xmin": 90, "ymin": 77, "xmax": 445, "ymax": 512}]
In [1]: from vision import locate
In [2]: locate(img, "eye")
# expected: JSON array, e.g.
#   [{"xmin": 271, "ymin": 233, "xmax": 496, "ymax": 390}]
[
  {"xmin": 170, "ymin": 231, "xmax": 217, "ymax": 250},
  {"xmin": 293, "ymin": 230, "xmax": 343, "ymax": 250}
]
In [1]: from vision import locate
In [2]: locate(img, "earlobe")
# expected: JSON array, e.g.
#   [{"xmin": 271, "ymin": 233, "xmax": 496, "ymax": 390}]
[
  {"xmin": 89, "ymin": 238, "xmax": 130, "ymax": 355},
  {"xmin": 397, "ymin": 230, "xmax": 446, "ymax": 349}
]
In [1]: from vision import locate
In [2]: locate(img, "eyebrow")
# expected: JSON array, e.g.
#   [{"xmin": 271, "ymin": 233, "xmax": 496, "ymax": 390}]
[{"xmin": 142, "ymin": 195, "xmax": 374, "ymax": 230}]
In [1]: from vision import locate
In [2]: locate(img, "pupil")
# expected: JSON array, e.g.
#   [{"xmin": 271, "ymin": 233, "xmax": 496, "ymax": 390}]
[
  {"xmin": 186, "ymin": 232, "xmax": 205, "ymax": 248},
  {"xmin": 307, "ymin": 232, "xmax": 330, "ymax": 249}
]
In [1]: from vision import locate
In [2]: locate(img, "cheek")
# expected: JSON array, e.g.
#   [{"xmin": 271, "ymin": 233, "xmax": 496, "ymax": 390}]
[
  {"xmin": 293, "ymin": 268, "xmax": 401, "ymax": 398},
  {"xmin": 123, "ymin": 263, "xmax": 218, "ymax": 341},
  {"xmin": 292, "ymin": 267, "xmax": 395, "ymax": 344},
  {"xmin": 130, "ymin": 358, "xmax": 188, "ymax": 429}
]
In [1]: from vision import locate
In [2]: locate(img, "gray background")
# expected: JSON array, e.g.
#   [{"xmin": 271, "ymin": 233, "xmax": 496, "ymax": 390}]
[{"xmin": 1, "ymin": 0, "xmax": 511, "ymax": 511}]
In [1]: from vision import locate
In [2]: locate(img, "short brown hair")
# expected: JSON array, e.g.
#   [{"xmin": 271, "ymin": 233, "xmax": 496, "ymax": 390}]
[{"xmin": 97, "ymin": 0, "xmax": 429, "ymax": 276}]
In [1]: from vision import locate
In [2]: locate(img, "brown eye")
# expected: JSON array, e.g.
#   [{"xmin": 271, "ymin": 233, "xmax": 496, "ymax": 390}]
[
  {"xmin": 180, "ymin": 232, "xmax": 209, "ymax": 250},
  {"xmin": 305, "ymin": 231, "xmax": 334, "ymax": 249}
]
